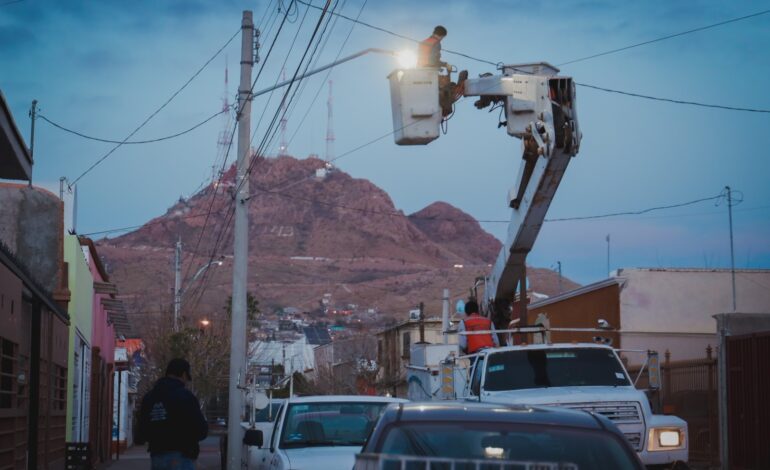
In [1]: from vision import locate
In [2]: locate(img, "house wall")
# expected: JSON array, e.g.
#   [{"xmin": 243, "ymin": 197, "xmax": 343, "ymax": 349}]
[
  {"xmin": 527, "ymin": 282, "xmax": 621, "ymax": 346},
  {"xmin": 618, "ymin": 269, "xmax": 770, "ymax": 362},
  {"xmin": 64, "ymin": 235, "xmax": 94, "ymax": 443}
]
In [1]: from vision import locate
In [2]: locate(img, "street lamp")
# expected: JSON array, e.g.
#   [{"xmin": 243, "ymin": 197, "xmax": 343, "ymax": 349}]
[{"xmin": 174, "ymin": 251, "xmax": 224, "ymax": 331}]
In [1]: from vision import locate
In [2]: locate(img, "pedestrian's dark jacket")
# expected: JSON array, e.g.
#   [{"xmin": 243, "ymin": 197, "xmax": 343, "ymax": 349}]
[{"xmin": 135, "ymin": 377, "xmax": 208, "ymax": 459}]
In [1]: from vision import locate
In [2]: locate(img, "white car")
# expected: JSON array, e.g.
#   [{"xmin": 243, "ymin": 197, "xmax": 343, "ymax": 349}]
[{"xmin": 242, "ymin": 395, "xmax": 406, "ymax": 470}]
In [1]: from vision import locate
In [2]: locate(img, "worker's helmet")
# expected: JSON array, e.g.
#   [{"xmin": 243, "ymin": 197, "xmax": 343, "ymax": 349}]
[{"xmin": 433, "ymin": 25, "xmax": 447, "ymax": 37}]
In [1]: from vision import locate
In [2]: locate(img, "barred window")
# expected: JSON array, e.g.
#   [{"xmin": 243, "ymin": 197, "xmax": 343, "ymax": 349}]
[
  {"xmin": 54, "ymin": 365, "xmax": 67, "ymax": 411},
  {"xmin": 0, "ymin": 337, "xmax": 17, "ymax": 409}
]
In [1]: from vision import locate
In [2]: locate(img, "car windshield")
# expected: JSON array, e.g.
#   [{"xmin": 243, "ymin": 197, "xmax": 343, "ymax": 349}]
[
  {"xmin": 484, "ymin": 348, "xmax": 631, "ymax": 391},
  {"xmin": 280, "ymin": 402, "xmax": 389, "ymax": 449},
  {"xmin": 378, "ymin": 422, "xmax": 640, "ymax": 469}
]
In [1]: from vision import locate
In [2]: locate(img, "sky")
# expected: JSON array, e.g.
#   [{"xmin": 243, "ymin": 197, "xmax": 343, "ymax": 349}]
[{"xmin": 2, "ymin": 0, "xmax": 769, "ymax": 286}]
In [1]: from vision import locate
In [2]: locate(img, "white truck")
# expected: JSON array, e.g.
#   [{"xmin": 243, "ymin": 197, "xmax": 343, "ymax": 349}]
[{"xmin": 406, "ymin": 340, "xmax": 688, "ymax": 467}]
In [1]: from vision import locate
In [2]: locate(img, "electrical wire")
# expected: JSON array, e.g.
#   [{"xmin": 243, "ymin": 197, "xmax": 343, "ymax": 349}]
[
  {"xmin": 37, "ymin": 109, "xmax": 230, "ymax": 144},
  {"xmin": 577, "ymin": 83, "xmax": 770, "ymax": 113},
  {"xmin": 295, "ymin": 0, "xmax": 499, "ymax": 66},
  {"xmin": 557, "ymin": 9, "xmax": 770, "ymax": 66},
  {"xmin": 68, "ymin": 28, "xmax": 240, "ymax": 186}
]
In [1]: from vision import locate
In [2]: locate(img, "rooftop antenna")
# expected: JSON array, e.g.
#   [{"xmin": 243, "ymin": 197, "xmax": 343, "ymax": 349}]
[
  {"xmin": 278, "ymin": 68, "xmax": 289, "ymax": 157},
  {"xmin": 325, "ymin": 80, "xmax": 334, "ymax": 163}
]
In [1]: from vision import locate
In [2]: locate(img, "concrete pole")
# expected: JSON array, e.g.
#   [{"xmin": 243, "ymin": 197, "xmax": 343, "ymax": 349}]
[
  {"xmin": 173, "ymin": 238, "xmax": 182, "ymax": 331},
  {"xmin": 556, "ymin": 261, "xmax": 562, "ymax": 294},
  {"xmin": 227, "ymin": 10, "xmax": 253, "ymax": 470},
  {"xmin": 28, "ymin": 100, "xmax": 37, "ymax": 187},
  {"xmin": 726, "ymin": 186, "xmax": 737, "ymax": 312},
  {"xmin": 442, "ymin": 288, "xmax": 449, "ymax": 344}
]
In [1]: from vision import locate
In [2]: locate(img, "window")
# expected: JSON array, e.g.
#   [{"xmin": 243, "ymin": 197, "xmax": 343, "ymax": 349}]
[
  {"xmin": 402, "ymin": 332, "xmax": 411, "ymax": 359},
  {"xmin": 484, "ymin": 348, "xmax": 631, "ymax": 392},
  {"xmin": 54, "ymin": 365, "xmax": 67, "ymax": 411},
  {"xmin": 0, "ymin": 337, "xmax": 17, "ymax": 408}
]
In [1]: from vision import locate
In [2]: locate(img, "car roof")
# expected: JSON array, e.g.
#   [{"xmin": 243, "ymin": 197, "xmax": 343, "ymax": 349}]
[
  {"xmin": 387, "ymin": 402, "xmax": 603, "ymax": 430},
  {"xmin": 287, "ymin": 394, "xmax": 408, "ymax": 404}
]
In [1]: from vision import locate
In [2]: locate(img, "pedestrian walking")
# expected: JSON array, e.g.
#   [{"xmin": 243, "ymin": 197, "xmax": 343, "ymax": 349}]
[{"xmin": 135, "ymin": 358, "xmax": 208, "ymax": 470}]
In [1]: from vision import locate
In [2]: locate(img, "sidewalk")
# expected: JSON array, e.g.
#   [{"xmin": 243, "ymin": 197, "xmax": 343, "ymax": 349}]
[{"xmin": 99, "ymin": 436, "xmax": 222, "ymax": 470}]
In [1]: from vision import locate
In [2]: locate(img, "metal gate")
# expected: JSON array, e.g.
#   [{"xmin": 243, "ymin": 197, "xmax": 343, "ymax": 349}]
[{"xmin": 727, "ymin": 332, "xmax": 770, "ymax": 470}]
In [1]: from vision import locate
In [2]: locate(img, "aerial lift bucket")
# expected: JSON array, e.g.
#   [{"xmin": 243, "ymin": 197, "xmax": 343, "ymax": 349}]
[{"xmin": 388, "ymin": 68, "xmax": 442, "ymax": 145}]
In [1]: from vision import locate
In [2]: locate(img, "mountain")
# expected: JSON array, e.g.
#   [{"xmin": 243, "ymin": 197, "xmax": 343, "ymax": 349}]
[{"xmin": 96, "ymin": 156, "xmax": 577, "ymax": 324}]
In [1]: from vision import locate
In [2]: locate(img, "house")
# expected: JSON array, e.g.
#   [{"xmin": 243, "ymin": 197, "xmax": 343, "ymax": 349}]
[
  {"xmin": 375, "ymin": 316, "xmax": 459, "ymax": 397},
  {"xmin": 523, "ymin": 268, "xmax": 770, "ymax": 364},
  {"xmin": 312, "ymin": 336, "xmax": 376, "ymax": 394},
  {"xmin": 0, "ymin": 91, "xmax": 71, "ymax": 469}
]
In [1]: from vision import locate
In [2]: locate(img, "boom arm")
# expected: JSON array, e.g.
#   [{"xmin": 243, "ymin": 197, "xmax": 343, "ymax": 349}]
[
  {"xmin": 462, "ymin": 63, "xmax": 581, "ymax": 324},
  {"xmin": 388, "ymin": 61, "xmax": 581, "ymax": 326}
]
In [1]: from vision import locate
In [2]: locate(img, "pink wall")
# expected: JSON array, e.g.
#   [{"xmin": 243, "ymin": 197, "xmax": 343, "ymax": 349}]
[{"xmin": 88, "ymin": 254, "xmax": 115, "ymax": 366}]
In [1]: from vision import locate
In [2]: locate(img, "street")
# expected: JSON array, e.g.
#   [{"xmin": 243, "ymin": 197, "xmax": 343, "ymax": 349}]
[{"xmin": 100, "ymin": 436, "xmax": 222, "ymax": 470}]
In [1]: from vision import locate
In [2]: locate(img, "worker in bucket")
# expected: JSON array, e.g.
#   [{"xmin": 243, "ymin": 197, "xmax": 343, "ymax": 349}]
[
  {"xmin": 418, "ymin": 25, "xmax": 468, "ymax": 116},
  {"xmin": 458, "ymin": 299, "xmax": 499, "ymax": 354}
]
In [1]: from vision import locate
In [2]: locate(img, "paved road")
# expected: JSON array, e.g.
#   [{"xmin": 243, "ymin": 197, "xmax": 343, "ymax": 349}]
[{"xmin": 99, "ymin": 435, "xmax": 222, "ymax": 470}]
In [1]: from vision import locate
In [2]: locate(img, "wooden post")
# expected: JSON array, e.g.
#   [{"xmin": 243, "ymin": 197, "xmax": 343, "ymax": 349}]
[
  {"xmin": 663, "ymin": 349, "xmax": 671, "ymax": 405},
  {"xmin": 707, "ymin": 344, "xmax": 717, "ymax": 464}
]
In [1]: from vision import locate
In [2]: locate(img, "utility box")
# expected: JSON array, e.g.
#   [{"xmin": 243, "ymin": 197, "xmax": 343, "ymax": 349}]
[{"xmin": 388, "ymin": 68, "xmax": 441, "ymax": 145}]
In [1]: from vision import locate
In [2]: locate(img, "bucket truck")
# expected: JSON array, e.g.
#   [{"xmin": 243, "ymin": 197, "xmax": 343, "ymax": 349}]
[{"xmin": 388, "ymin": 63, "xmax": 689, "ymax": 468}]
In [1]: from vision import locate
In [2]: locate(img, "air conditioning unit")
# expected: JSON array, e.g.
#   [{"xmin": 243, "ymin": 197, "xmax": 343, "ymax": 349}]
[{"xmin": 408, "ymin": 309, "xmax": 421, "ymax": 320}]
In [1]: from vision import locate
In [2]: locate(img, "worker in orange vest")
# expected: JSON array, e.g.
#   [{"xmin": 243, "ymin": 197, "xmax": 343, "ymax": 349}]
[
  {"xmin": 458, "ymin": 299, "xmax": 499, "ymax": 354},
  {"xmin": 418, "ymin": 25, "xmax": 448, "ymax": 69}
]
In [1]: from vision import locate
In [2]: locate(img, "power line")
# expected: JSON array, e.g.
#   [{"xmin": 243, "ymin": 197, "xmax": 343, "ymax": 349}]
[
  {"xmin": 295, "ymin": 0, "xmax": 498, "ymax": 66},
  {"xmin": 68, "ymin": 28, "xmax": 240, "ymax": 186},
  {"xmin": 577, "ymin": 83, "xmax": 770, "ymax": 113},
  {"xmin": 38, "ymin": 109, "xmax": 230, "ymax": 144},
  {"xmin": 558, "ymin": 9, "xmax": 770, "ymax": 66}
]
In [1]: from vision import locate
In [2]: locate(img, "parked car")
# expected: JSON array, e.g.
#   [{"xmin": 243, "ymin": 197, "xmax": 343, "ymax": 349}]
[
  {"xmin": 355, "ymin": 401, "xmax": 645, "ymax": 470},
  {"xmin": 242, "ymin": 395, "xmax": 407, "ymax": 470}
]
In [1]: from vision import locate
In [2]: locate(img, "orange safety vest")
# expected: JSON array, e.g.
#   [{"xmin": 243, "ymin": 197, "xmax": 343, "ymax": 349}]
[
  {"xmin": 418, "ymin": 36, "xmax": 441, "ymax": 67},
  {"xmin": 464, "ymin": 314, "xmax": 496, "ymax": 353}
]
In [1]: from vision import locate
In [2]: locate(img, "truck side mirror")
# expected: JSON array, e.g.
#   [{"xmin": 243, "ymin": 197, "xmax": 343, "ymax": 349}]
[{"xmin": 243, "ymin": 429, "xmax": 264, "ymax": 447}]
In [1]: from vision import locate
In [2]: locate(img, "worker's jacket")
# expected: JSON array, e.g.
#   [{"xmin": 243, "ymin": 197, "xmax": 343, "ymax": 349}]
[
  {"xmin": 464, "ymin": 314, "xmax": 496, "ymax": 354},
  {"xmin": 418, "ymin": 35, "xmax": 442, "ymax": 67}
]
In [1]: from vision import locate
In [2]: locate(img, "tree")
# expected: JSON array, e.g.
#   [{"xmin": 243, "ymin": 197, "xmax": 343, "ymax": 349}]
[{"xmin": 224, "ymin": 292, "xmax": 260, "ymax": 325}]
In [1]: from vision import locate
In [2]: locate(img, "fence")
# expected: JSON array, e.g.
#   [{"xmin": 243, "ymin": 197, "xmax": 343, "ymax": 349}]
[{"xmin": 627, "ymin": 347, "xmax": 718, "ymax": 467}]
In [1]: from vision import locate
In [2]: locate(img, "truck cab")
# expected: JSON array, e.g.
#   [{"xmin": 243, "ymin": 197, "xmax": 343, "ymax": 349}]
[{"xmin": 407, "ymin": 342, "xmax": 688, "ymax": 467}]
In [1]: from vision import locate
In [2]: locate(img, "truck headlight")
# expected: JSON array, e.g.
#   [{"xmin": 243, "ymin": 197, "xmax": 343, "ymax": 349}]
[{"xmin": 647, "ymin": 428, "xmax": 685, "ymax": 451}]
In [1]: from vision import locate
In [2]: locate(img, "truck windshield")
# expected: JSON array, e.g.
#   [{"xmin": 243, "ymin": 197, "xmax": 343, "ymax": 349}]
[
  {"xmin": 280, "ymin": 402, "xmax": 389, "ymax": 449},
  {"xmin": 484, "ymin": 348, "xmax": 631, "ymax": 391}
]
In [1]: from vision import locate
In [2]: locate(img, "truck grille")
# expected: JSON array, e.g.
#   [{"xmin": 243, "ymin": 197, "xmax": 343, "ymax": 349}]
[
  {"xmin": 624, "ymin": 432, "xmax": 643, "ymax": 451},
  {"xmin": 555, "ymin": 401, "xmax": 643, "ymax": 424}
]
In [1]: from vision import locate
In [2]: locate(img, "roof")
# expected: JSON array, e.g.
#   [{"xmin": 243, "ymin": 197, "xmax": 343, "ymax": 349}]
[
  {"xmin": 287, "ymin": 395, "xmax": 407, "ymax": 405},
  {"xmin": 376, "ymin": 318, "xmax": 444, "ymax": 335},
  {"xmin": 303, "ymin": 326, "xmax": 331, "ymax": 345},
  {"xmin": 0, "ymin": 90, "xmax": 32, "ymax": 180},
  {"xmin": 618, "ymin": 267, "xmax": 770, "ymax": 274},
  {"xmin": 528, "ymin": 278, "xmax": 622, "ymax": 310},
  {"xmin": 385, "ymin": 402, "xmax": 601, "ymax": 430}
]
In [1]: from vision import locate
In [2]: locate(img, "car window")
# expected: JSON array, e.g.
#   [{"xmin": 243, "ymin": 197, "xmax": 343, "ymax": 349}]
[
  {"xmin": 485, "ymin": 348, "xmax": 631, "ymax": 391},
  {"xmin": 279, "ymin": 402, "xmax": 389, "ymax": 448},
  {"xmin": 254, "ymin": 403, "xmax": 282, "ymax": 422},
  {"xmin": 377, "ymin": 421, "xmax": 639, "ymax": 469}
]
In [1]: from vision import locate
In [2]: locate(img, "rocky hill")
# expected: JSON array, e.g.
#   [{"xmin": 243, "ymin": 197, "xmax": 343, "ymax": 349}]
[{"xmin": 96, "ymin": 156, "xmax": 578, "ymax": 323}]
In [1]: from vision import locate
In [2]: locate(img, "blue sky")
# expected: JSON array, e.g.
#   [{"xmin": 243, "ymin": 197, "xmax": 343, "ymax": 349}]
[{"xmin": 2, "ymin": 0, "xmax": 769, "ymax": 285}]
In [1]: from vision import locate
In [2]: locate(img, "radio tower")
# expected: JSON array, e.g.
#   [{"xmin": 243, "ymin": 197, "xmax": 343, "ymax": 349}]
[
  {"xmin": 325, "ymin": 80, "xmax": 334, "ymax": 163},
  {"xmin": 215, "ymin": 58, "xmax": 233, "ymax": 186},
  {"xmin": 278, "ymin": 68, "xmax": 289, "ymax": 157}
]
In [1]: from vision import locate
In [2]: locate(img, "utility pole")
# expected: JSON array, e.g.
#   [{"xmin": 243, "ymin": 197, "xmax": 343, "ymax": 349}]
[
  {"xmin": 726, "ymin": 186, "xmax": 737, "ymax": 312},
  {"xmin": 227, "ymin": 10, "xmax": 253, "ymax": 470},
  {"xmin": 556, "ymin": 261, "xmax": 562, "ymax": 294},
  {"xmin": 28, "ymin": 100, "xmax": 37, "ymax": 187},
  {"xmin": 173, "ymin": 238, "xmax": 182, "ymax": 331},
  {"xmin": 606, "ymin": 234, "xmax": 611, "ymax": 277}
]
